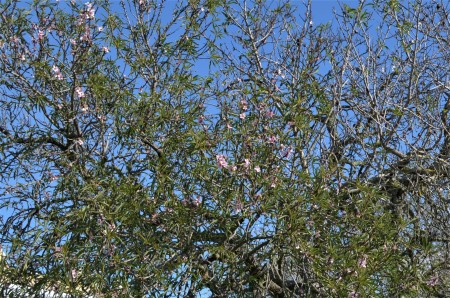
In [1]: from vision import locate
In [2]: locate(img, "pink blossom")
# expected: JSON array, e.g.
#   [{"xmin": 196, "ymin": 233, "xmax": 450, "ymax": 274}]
[
  {"xmin": 108, "ymin": 222, "xmax": 116, "ymax": 231},
  {"xmin": 357, "ymin": 255, "xmax": 368, "ymax": 268},
  {"xmin": 97, "ymin": 26, "xmax": 104, "ymax": 32},
  {"xmin": 76, "ymin": 15, "xmax": 85, "ymax": 26},
  {"xmin": 244, "ymin": 158, "xmax": 250, "ymax": 168},
  {"xmin": 85, "ymin": 3, "xmax": 95, "ymax": 19},
  {"xmin": 75, "ymin": 86, "xmax": 85, "ymax": 98},
  {"xmin": 193, "ymin": 197, "xmax": 201, "ymax": 207},
  {"xmin": 52, "ymin": 65, "xmax": 64, "ymax": 80},
  {"xmin": 427, "ymin": 274, "xmax": 439, "ymax": 287},
  {"xmin": 70, "ymin": 38, "xmax": 77, "ymax": 46},
  {"xmin": 88, "ymin": 9, "xmax": 95, "ymax": 20},
  {"xmin": 227, "ymin": 123, "xmax": 233, "ymax": 130},
  {"xmin": 265, "ymin": 110, "xmax": 275, "ymax": 118},
  {"xmin": 38, "ymin": 30, "xmax": 45, "ymax": 41},
  {"xmin": 276, "ymin": 68, "xmax": 286, "ymax": 78},
  {"xmin": 10, "ymin": 36, "xmax": 19, "ymax": 44},
  {"xmin": 80, "ymin": 33, "xmax": 91, "ymax": 42},
  {"xmin": 254, "ymin": 166, "xmax": 261, "ymax": 173},
  {"xmin": 71, "ymin": 269, "xmax": 78, "ymax": 279},
  {"xmin": 230, "ymin": 165, "xmax": 237, "ymax": 172},
  {"xmin": 268, "ymin": 135, "xmax": 278, "ymax": 144},
  {"xmin": 216, "ymin": 154, "xmax": 228, "ymax": 169},
  {"xmin": 102, "ymin": 46, "xmax": 109, "ymax": 53},
  {"xmin": 239, "ymin": 113, "xmax": 246, "ymax": 120},
  {"xmin": 55, "ymin": 72, "xmax": 64, "ymax": 80},
  {"xmin": 234, "ymin": 199, "xmax": 242, "ymax": 213},
  {"xmin": 240, "ymin": 99, "xmax": 248, "ymax": 111}
]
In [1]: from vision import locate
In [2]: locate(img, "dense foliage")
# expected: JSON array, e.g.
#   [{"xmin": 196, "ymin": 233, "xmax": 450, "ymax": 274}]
[{"xmin": 1, "ymin": 0, "xmax": 449, "ymax": 296}]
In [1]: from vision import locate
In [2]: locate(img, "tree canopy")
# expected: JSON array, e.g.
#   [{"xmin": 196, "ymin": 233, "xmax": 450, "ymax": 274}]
[{"xmin": 0, "ymin": 0, "xmax": 449, "ymax": 297}]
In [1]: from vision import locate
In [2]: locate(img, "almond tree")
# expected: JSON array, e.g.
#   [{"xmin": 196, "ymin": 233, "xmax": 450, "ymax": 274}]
[{"xmin": 0, "ymin": 0, "xmax": 449, "ymax": 297}]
